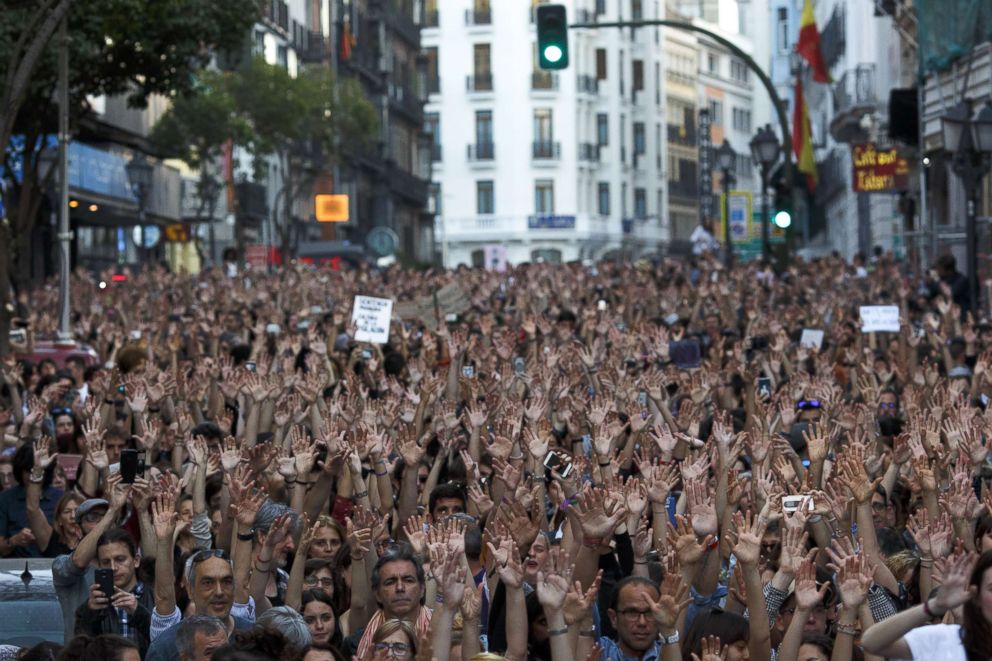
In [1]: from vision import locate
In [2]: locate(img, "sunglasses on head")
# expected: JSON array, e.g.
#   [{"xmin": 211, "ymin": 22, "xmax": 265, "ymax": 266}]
[
  {"xmin": 50, "ymin": 407, "xmax": 73, "ymax": 416},
  {"xmin": 796, "ymin": 399, "xmax": 821, "ymax": 410},
  {"xmin": 190, "ymin": 549, "xmax": 229, "ymax": 565}
]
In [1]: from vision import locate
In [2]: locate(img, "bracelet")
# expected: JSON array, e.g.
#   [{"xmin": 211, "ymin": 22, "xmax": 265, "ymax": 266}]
[
  {"xmin": 808, "ymin": 514, "xmax": 823, "ymax": 523},
  {"xmin": 253, "ymin": 562, "xmax": 271, "ymax": 573},
  {"xmin": 353, "ymin": 490, "xmax": 369, "ymax": 499},
  {"xmin": 285, "ymin": 478, "xmax": 297, "ymax": 484},
  {"xmin": 579, "ymin": 629, "xmax": 597, "ymax": 638},
  {"xmin": 547, "ymin": 627, "xmax": 569, "ymax": 637},
  {"xmin": 237, "ymin": 529, "xmax": 256, "ymax": 541},
  {"xmin": 583, "ymin": 536, "xmax": 604, "ymax": 548},
  {"xmin": 435, "ymin": 594, "xmax": 445, "ymax": 604},
  {"xmin": 633, "ymin": 560, "xmax": 648, "ymax": 565},
  {"xmin": 920, "ymin": 557, "xmax": 934, "ymax": 568},
  {"xmin": 29, "ymin": 472, "xmax": 45, "ymax": 484},
  {"xmin": 532, "ymin": 475, "xmax": 547, "ymax": 483},
  {"xmin": 598, "ymin": 461, "xmax": 611, "ymax": 467},
  {"xmin": 923, "ymin": 599, "xmax": 945, "ymax": 619},
  {"xmin": 835, "ymin": 624, "xmax": 858, "ymax": 636},
  {"xmin": 374, "ymin": 471, "xmax": 388, "ymax": 477},
  {"xmin": 508, "ymin": 454, "xmax": 525, "ymax": 461}
]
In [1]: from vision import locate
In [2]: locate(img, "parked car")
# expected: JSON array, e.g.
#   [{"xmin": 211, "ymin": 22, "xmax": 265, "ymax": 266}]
[
  {"xmin": 0, "ymin": 559, "xmax": 63, "ymax": 646},
  {"xmin": 15, "ymin": 340, "xmax": 101, "ymax": 369}
]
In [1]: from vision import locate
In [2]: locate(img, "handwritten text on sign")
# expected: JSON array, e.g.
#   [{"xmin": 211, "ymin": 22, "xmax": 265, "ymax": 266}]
[
  {"xmin": 859, "ymin": 305, "xmax": 900, "ymax": 333},
  {"xmin": 351, "ymin": 296, "xmax": 393, "ymax": 344}
]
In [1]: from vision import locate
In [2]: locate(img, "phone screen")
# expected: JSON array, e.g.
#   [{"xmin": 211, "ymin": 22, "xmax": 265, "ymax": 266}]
[{"xmin": 120, "ymin": 449, "xmax": 140, "ymax": 484}]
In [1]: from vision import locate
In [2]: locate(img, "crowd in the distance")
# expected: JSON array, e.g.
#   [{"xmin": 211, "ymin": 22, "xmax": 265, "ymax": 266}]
[{"xmin": 0, "ymin": 250, "xmax": 991, "ymax": 661}]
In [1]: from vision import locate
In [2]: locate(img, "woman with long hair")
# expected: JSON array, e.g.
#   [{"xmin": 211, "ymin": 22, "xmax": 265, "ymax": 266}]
[{"xmin": 862, "ymin": 550, "xmax": 992, "ymax": 660}]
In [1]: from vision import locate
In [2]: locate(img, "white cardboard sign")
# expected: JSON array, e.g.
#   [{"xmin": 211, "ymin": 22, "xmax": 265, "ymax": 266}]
[
  {"xmin": 859, "ymin": 305, "xmax": 900, "ymax": 333},
  {"xmin": 351, "ymin": 296, "xmax": 393, "ymax": 344},
  {"xmin": 799, "ymin": 329, "xmax": 824, "ymax": 350}
]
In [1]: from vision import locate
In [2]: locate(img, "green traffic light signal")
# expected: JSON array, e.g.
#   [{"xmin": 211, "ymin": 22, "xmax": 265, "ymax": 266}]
[
  {"xmin": 773, "ymin": 210, "xmax": 792, "ymax": 228},
  {"xmin": 536, "ymin": 4, "xmax": 569, "ymax": 70}
]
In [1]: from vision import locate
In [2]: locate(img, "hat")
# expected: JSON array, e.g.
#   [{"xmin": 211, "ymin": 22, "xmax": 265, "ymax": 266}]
[
  {"xmin": 948, "ymin": 365, "xmax": 972, "ymax": 379},
  {"xmin": 75, "ymin": 498, "xmax": 109, "ymax": 523}
]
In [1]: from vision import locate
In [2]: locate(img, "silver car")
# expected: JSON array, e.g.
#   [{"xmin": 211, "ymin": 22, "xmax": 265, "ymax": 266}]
[{"xmin": 0, "ymin": 559, "xmax": 64, "ymax": 647}]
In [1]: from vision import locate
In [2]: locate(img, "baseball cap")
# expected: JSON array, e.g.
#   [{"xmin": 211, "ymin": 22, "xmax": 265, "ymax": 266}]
[{"xmin": 75, "ymin": 498, "xmax": 109, "ymax": 523}]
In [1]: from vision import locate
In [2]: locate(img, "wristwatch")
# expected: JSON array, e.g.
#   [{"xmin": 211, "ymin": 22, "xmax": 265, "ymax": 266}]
[{"xmin": 659, "ymin": 630, "xmax": 679, "ymax": 645}]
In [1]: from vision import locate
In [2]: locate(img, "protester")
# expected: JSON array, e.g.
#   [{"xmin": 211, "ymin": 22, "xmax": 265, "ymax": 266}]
[{"xmin": 0, "ymin": 252, "xmax": 991, "ymax": 660}]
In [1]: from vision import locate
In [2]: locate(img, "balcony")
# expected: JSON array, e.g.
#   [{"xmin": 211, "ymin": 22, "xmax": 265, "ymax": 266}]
[
  {"xmin": 423, "ymin": 9, "xmax": 439, "ymax": 27},
  {"xmin": 466, "ymin": 8, "xmax": 491, "ymax": 25},
  {"xmin": 577, "ymin": 75, "xmax": 599, "ymax": 95},
  {"xmin": 388, "ymin": 8, "xmax": 421, "ymax": 47},
  {"xmin": 578, "ymin": 143, "xmax": 600, "ymax": 162},
  {"xmin": 263, "ymin": 0, "xmax": 289, "ymax": 34},
  {"xmin": 667, "ymin": 122, "xmax": 697, "ymax": 146},
  {"xmin": 426, "ymin": 77, "xmax": 440, "ymax": 95},
  {"xmin": 387, "ymin": 163, "xmax": 429, "ymax": 205},
  {"xmin": 295, "ymin": 28, "xmax": 327, "ymax": 64},
  {"xmin": 466, "ymin": 74, "xmax": 493, "ymax": 92},
  {"xmin": 467, "ymin": 142, "xmax": 495, "ymax": 161},
  {"xmin": 820, "ymin": 5, "xmax": 846, "ymax": 70},
  {"xmin": 388, "ymin": 84, "xmax": 423, "ymax": 123},
  {"xmin": 532, "ymin": 140, "xmax": 561, "ymax": 160},
  {"xmin": 430, "ymin": 144, "xmax": 442, "ymax": 162},
  {"xmin": 830, "ymin": 65, "xmax": 878, "ymax": 143},
  {"xmin": 531, "ymin": 71, "xmax": 559, "ymax": 91}
]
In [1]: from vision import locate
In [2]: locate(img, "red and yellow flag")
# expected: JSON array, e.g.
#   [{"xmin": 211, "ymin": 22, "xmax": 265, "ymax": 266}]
[
  {"xmin": 792, "ymin": 79, "xmax": 818, "ymax": 192},
  {"xmin": 796, "ymin": 0, "xmax": 831, "ymax": 83}
]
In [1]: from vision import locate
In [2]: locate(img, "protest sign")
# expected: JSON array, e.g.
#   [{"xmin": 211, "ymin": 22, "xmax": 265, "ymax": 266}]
[
  {"xmin": 799, "ymin": 329, "xmax": 825, "ymax": 350},
  {"xmin": 859, "ymin": 305, "xmax": 900, "ymax": 333},
  {"xmin": 351, "ymin": 296, "xmax": 393, "ymax": 344}
]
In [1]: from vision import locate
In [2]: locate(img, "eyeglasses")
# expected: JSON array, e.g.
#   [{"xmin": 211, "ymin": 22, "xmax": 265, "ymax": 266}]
[
  {"xmin": 50, "ymin": 407, "xmax": 73, "ymax": 416},
  {"xmin": 796, "ymin": 399, "xmax": 821, "ymax": 410},
  {"xmin": 877, "ymin": 402, "xmax": 898, "ymax": 409},
  {"xmin": 190, "ymin": 549, "xmax": 229, "ymax": 565},
  {"xmin": 372, "ymin": 642, "xmax": 412, "ymax": 658},
  {"xmin": 616, "ymin": 608, "xmax": 653, "ymax": 623},
  {"xmin": 304, "ymin": 575, "xmax": 335, "ymax": 589}
]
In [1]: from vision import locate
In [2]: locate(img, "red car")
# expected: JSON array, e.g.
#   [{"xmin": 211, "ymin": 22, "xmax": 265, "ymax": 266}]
[{"xmin": 16, "ymin": 341, "xmax": 101, "ymax": 368}]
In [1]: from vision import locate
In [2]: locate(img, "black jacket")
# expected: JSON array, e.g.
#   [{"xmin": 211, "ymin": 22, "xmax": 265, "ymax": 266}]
[{"xmin": 74, "ymin": 581, "xmax": 154, "ymax": 656}]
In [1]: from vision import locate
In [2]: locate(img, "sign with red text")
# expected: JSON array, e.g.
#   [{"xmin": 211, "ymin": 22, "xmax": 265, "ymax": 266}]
[{"xmin": 851, "ymin": 143, "xmax": 910, "ymax": 193}]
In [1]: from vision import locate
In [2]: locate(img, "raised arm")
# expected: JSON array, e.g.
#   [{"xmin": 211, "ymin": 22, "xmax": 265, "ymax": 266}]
[{"xmin": 26, "ymin": 438, "xmax": 57, "ymax": 552}]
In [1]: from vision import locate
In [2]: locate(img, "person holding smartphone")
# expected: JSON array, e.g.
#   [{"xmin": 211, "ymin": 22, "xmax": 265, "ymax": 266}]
[{"xmin": 74, "ymin": 528, "xmax": 155, "ymax": 656}]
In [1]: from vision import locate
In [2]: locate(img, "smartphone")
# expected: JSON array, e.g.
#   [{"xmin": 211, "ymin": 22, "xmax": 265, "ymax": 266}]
[
  {"xmin": 119, "ymin": 449, "xmax": 142, "ymax": 484},
  {"xmin": 245, "ymin": 361, "xmax": 257, "ymax": 373},
  {"xmin": 361, "ymin": 349, "xmax": 372, "ymax": 361},
  {"xmin": 129, "ymin": 330, "xmax": 142, "ymax": 340},
  {"xmin": 597, "ymin": 300, "xmax": 608, "ymax": 311},
  {"xmin": 95, "ymin": 568, "xmax": 114, "ymax": 601},
  {"xmin": 297, "ymin": 320, "xmax": 311, "ymax": 331},
  {"xmin": 638, "ymin": 391, "xmax": 648, "ymax": 407},
  {"xmin": 117, "ymin": 385, "xmax": 126, "ymax": 395},
  {"xmin": 757, "ymin": 377, "xmax": 772, "ymax": 399},
  {"xmin": 265, "ymin": 323, "xmax": 281, "ymax": 335},
  {"xmin": 782, "ymin": 495, "xmax": 813, "ymax": 513},
  {"xmin": 445, "ymin": 313, "xmax": 458, "ymax": 322},
  {"xmin": 8, "ymin": 329, "xmax": 26, "ymax": 344},
  {"xmin": 513, "ymin": 356, "xmax": 526, "ymax": 375},
  {"xmin": 543, "ymin": 451, "xmax": 574, "ymax": 478},
  {"xmin": 981, "ymin": 393, "xmax": 990, "ymax": 408},
  {"xmin": 462, "ymin": 365, "xmax": 475, "ymax": 378}
]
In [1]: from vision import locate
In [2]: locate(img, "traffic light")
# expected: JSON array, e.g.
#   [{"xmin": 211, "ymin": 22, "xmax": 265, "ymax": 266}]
[
  {"xmin": 774, "ymin": 210, "xmax": 792, "ymax": 229},
  {"xmin": 536, "ymin": 4, "xmax": 569, "ymax": 70}
]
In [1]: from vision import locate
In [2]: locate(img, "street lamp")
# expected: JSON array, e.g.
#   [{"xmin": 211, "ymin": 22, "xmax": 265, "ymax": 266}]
[
  {"xmin": 750, "ymin": 124, "xmax": 781, "ymax": 261},
  {"xmin": 126, "ymin": 153, "xmax": 153, "ymax": 266},
  {"xmin": 716, "ymin": 139, "xmax": 736, "ymax": 267},
  {"xmin": 197, "ymin": 172, "xmax": 221, "ymax": 265},
  {"xmin": 941, "ymin": 99, "xmax": 992, "ymax": 316}
]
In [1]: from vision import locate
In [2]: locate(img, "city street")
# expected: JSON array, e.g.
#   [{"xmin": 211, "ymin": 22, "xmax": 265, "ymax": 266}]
[{"xmin": 1, "ymin": 1, "xmax": 992, "ymax": 660}]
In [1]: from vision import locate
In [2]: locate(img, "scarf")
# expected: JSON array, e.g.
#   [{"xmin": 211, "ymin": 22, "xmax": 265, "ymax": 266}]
[{"xmin": 356, "ymin": 606, "xmax": 433, "ymax": 659}]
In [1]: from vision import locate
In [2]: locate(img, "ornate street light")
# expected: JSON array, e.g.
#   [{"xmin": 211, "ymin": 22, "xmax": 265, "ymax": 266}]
[
  {"xmin": 716, "ymin": 139, "xmax": 736, "ymax": 266},
  {"xmin": 750, "ymin": 124, "xmax": 781, "ymax": 261}
]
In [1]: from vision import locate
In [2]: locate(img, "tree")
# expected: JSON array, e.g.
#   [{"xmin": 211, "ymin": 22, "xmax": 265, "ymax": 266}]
[
  {"xmin": 0, "ymin": 0, "xmax": 263, "ymax": 356},
  {"xmin": 152, "ymin": 57, "xmax": 377, "ymax": 261}
]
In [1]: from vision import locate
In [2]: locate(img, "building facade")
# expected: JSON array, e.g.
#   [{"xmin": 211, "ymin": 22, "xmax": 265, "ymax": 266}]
[{"xmin": 424, "ymin": 0, "xmax": 669, "ymax": 268}]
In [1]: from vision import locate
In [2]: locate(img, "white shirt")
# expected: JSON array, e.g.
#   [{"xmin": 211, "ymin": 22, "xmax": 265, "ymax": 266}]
[{"xmin": 900, "ymin": 624, "xmax": 966, "ymax": 661}]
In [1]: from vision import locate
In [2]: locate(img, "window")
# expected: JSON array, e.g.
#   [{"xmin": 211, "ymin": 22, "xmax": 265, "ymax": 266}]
[
  {"xmin": 472, "ymin": 0, "xmax": 491, "ymax": 24},
  {"xmin": 473, "ymin": 44, "xmax": 492, "ymax": 89},
  {"xmin": 708, "ymin": 99, "xmax": 723, "ymax": 125},
  {"xmin": 621, "ymin": 182, "xmax": 628, "ymax": 217},
  {"xmin": 477, "ymin": 180, "xmax": 494, "ymax": 214},
  {"xmin": 620, "ymin": 115, "xmax": 626, "ymax": 162},
  {"xmin": 632, "ymin": 0, "xmax": 643, "ymax": 19},
  {"xmin": 777, "ymin": 8, "xmax": 790, "ymax": 54},
  {"xmin": 531, "ymin": 248, "xmax": 562, "ymax": 263},
  {"xmin": 730, "ymin": 59, "xmax": 749, "ymax": 83},
  {"xmin": 598, "ymin": 182, "xmax": 610, "ymax": 215},
  {"xmin": 428, "ymin": 183, "xmax": 441, "ymax": 214},
  {"xmin": 596, "ymin": 49, "xmax": 607, "ymax": 80},
  {"xmin": 535, "ymin": 180, "xmax": 554, "ymax": 213},
  {"xmin": 423, "ymin": 0, "xmax": 438, "ymax": 27},
  {"xmin": 633, "ymin": 122, "xmax": 646, "ymax": 154},
  {"xmin": 634, "ymin": 188, "xmax": 647, "ymax": 218},
  {"xmin": 655, "ymin": 62, "xmax": 661, "ymax": 104},
  {"xmin": 425, "ymin": 47, "xmax": 439, "ymax": 93},
  {"xmin": 707, "ymin": 53, "xmax": 717, "ymax": 74},
  {"xmin": 533, "ymin": 108, "xmax": 553, "ymax": 142},
  {"xmin": 476, "ymin": 110, "xmax": 493, "ymax": 145},
  {"xmin": 655, "ymin": 122, "xmax": 662, "ymax": 167},
  {"xmin": 732, "ymin": 107, "xmax": 751, "ymax": 133},
  {"xmin": 597, "ymin": 113, "xmax": 609, "ymax": 146},
  {"xmin": 425, "ymin": 113, "xmax": 441, "ymax": 161},
  {"xmin": 633, "ymin": 59, "xmax": 644, "ymax": 91},
  {"xmin": 619, "ymin": 51, "xmax": 625, "ymax": 95},
  {"xmin": 277, "ymin": 45, "xmax": 288, "ymax": 69},
  {"xmin": 657, "ymin": 189, "xmax": 663, "ymax": 225}
]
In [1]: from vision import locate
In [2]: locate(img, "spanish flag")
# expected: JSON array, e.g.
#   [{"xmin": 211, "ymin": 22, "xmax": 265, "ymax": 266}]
[
  {"xmin": 796, "ymin": 0, "xmax": 831, "ymax": 83},
  {"xmin": 792, "ymin": 79, "xmax": 818, "ymax": 192}
]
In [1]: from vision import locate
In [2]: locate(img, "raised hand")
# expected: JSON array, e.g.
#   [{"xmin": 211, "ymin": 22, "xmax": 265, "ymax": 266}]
[
  {"xmin": 563, "ymin": 570, "xmax": 602, "ymax": 625},
  {"xmin": 567, "ymin": 487, "xmax": 627, "ymax": 542},
  {"xmin": 794, "ymin": 557, "xmax": 829, "ymax": 610},
  {"xmin": 643, "ymin": 571, "xmax": 692, "ymax": 630},
  {"xmin": 535, "ymin": 548, "xmax": 574, "ymax": 613},
  {"xmin": 691, "ymin": 636, "xmax": 728, "ymax": 661},
  {"xmin": 220, "ymin": 436, "xmax": 242, "ymax": 473},
  {"xmin": 685, "ymin": 478, "xmax": 718, "ymax": 537},
  {"xmin": 668, "ymin": 514, "xmax": 712, "ymax": 568},
  {"xmin": 403, "ymin": 514, "xmax": 430, "ymax": 559},
  {"xmin": 32, "ymin": 437, "xmax": 58, "ymax": 471},
  {"xmin": 730, "ymin": 510, "xmax": 767, "ymax": 567},
  {"xmin": 836, "ymin": 554, "xmax": 873, "ymax": 609},
  {"xmin": 931, "ymin": 551, "xmax": 978, "ymax": 613}
]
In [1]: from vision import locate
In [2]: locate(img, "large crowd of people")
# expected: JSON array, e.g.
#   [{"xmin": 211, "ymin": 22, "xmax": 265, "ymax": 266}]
[{"xmin": 0, "ymin": 251, "xmax": 991, "ymax": 661}]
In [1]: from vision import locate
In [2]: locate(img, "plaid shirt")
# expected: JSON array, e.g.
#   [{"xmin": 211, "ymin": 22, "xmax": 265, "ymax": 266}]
[{"xmin": 114, "ymin": 582, "xmax": 146, "ymax": 643}]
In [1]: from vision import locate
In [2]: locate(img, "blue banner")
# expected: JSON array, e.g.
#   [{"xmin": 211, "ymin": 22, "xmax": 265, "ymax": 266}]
[{"xmin": 528, "ymin": 214, "xmax": 575, "ymax": 229}]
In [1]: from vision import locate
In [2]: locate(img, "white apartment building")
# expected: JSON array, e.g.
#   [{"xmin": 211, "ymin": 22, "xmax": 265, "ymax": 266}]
[{"xmin": 424, "ymin": 0, "xmax": 669, "ymax": 267}]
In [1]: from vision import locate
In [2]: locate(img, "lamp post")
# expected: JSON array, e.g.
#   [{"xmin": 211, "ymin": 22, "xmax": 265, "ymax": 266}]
[
  {"xmin": 716, "ymin": 139, "xmax": 736, "ymax": 267},
  {"xmin": 126, "ymin": 153, "xmax": 153, "ymax": 266},
  {"xmin": 941, "ymin": 100, "xmax": 992, "ymax": 316},
  {"xmin": 750, "ymin": 124, "xmax": 781, "ymax": 261},
  {"xmin": 197, "ymin": 172, "xmax": 221, "ymax": 265}
]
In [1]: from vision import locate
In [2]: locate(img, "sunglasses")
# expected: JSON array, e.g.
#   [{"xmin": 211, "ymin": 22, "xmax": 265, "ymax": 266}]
[
  {"xmin": 796, "ymin": 399, "xmax": 821, "ymax": 410},
  {"xmin": 190, "ymin": 549, "xmax": 229, "ymax": 565},
  {"xmin": 50, "ymin": 407, "xmax": 73, "ymax": 416},
  {"xmin": 878, "ymin": 402, "xmax": 898, "ymax": 409}
]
